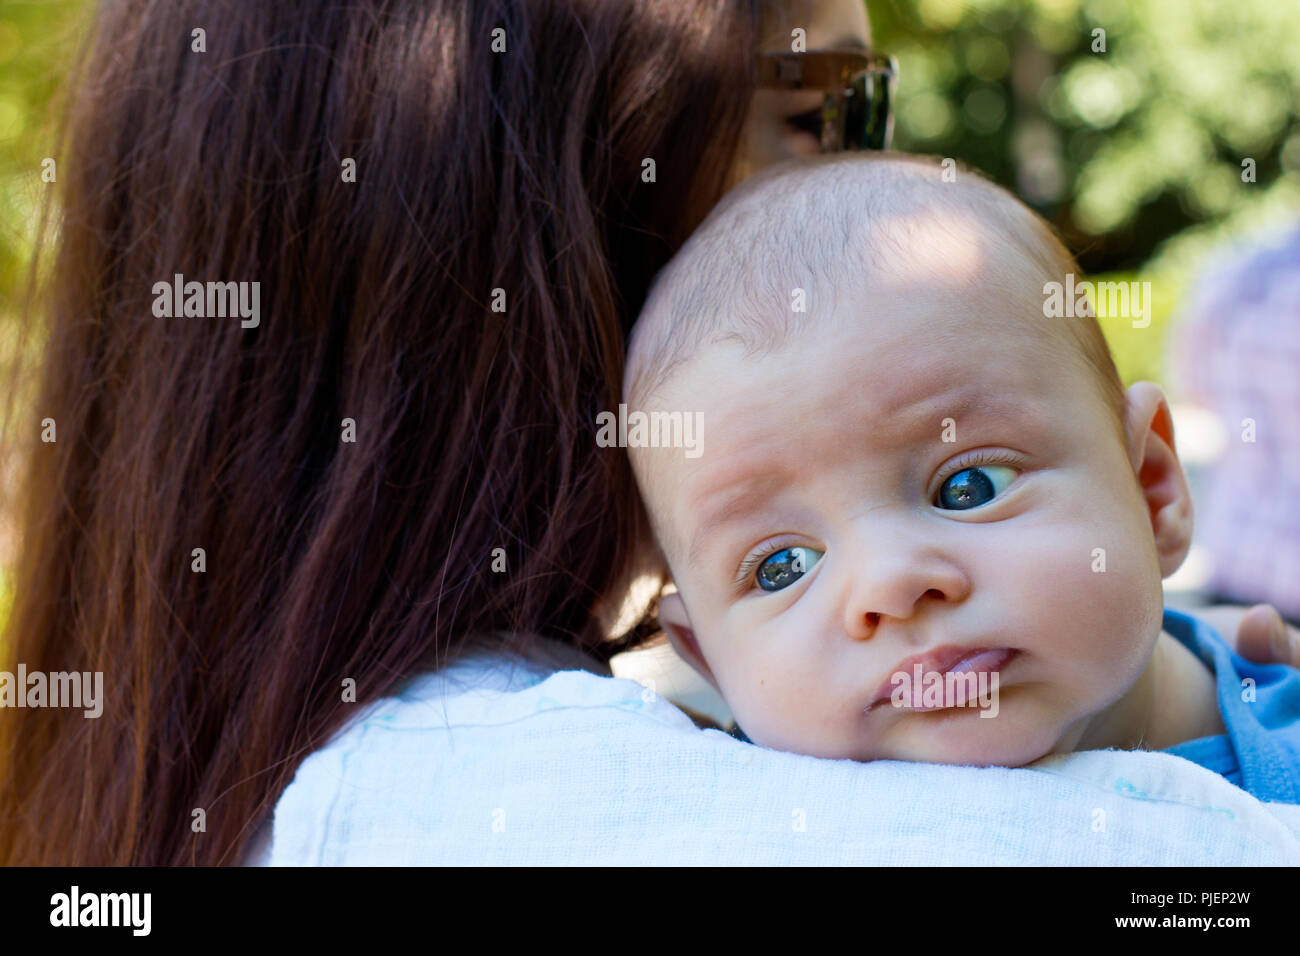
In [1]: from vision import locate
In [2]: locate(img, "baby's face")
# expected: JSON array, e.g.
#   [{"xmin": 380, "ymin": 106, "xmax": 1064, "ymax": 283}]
[{"xmin": 637, "ymin": 227, "xmax": 1167, "ymax": 767}]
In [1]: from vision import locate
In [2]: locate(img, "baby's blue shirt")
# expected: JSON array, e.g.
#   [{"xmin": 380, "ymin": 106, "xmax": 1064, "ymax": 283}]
[{"xmin": 1160, "ymin": 607, "xmax": 1300, "ymax": 804}]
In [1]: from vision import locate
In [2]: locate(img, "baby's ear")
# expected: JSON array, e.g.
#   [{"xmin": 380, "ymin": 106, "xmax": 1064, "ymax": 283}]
[
  {"xmin": 657, "ymin": 590, "xmax": 720, "ymax": 692},
  {"xmin": 1123, "ymin": 382, "xmax": 1194, "ymax": 577}
]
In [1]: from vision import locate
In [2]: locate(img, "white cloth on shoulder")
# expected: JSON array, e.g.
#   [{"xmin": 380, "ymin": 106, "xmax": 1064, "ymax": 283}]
[{"xmin": 250, "ymin": 639, "xmax": 1300, "ymax": 865}]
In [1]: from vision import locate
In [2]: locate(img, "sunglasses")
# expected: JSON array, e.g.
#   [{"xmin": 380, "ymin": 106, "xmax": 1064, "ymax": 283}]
[{"xmin": 756, "ymin": 49, "xmax": 898, "ymax": 152}]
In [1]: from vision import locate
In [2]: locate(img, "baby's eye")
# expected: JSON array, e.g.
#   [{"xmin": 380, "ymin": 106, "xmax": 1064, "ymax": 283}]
[
  {"xmin": 936, "ymin": 465, "xmax": 1018, "ymax": 510},
  {"xmin": 756, "ymin": 546, "xmax": 823, "ymax": 592}
]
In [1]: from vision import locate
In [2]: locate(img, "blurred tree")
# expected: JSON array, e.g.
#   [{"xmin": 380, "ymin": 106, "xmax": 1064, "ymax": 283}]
[
  {"xmin": 868, "ymin": 0, "xmax": 1300, "ymax": 385},
  {"xmin": 870, "ymin": 0, "xmax": 1300, "ymax": 274}
]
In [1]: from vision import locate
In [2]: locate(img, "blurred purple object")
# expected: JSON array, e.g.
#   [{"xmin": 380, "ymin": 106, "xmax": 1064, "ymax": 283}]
[{"xmin": 1171, "ymin": 222, "xmax": 1300, "ymax": 623}]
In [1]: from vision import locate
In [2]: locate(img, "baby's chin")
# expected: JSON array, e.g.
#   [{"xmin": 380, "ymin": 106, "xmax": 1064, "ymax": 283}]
[
  {"xmin": 867, "ymin": 691, "xmax": 1080, "ymax": 767},
  {"xmin": 753, "ymin": 692, "xmax": 1075, "ymax": 768},
  {"xmin": 864, "ymin": 718, "xmax": 1064, "ymax": 768}
]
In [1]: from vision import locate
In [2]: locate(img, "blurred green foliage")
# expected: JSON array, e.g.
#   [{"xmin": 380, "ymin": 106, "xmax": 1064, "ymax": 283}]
[
  {"xmin": 868, "ymin": 0, "xmax": 1300, "ymax": 385},
  {"xmin": 0, "ymin": 1, "xmax": 86, "ymax": 635},
  {"xmin": 0, "ymin": 1, "xmax": 85, "ymax": 314}
]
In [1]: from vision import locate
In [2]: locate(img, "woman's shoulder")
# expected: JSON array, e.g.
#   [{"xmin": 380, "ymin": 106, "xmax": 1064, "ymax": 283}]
[
  {"xmin": 251, "ymin": 637, "xmax": 1300, "ymax": 866},
  {"xmin": 348, "ymin": 640, "xmax": 700, "ymax": 736},
  {"xmin": 248, "ymin": 638, "xmax": 703, "ymax": 864}
]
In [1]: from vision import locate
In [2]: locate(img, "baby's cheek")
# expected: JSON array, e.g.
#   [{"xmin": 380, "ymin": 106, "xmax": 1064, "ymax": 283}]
[
  {"xmin": 991, "ymin": 510, "xmax": 1162, "ymax": 699},
  {"xmin": 715, "ymin": 615, "xmax": 841, "ymax": 753}
]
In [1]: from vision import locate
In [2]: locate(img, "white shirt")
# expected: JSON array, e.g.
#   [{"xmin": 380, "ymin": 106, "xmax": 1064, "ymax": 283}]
[{"xmin": 249, "ymin": 639, "xmax": 1300, "ymax": 865}]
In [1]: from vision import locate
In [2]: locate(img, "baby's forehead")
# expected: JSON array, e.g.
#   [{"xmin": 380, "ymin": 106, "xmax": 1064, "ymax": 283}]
[{"xmin": 625, "ymin": 154, "xmax": 1067, "ymax": 409}]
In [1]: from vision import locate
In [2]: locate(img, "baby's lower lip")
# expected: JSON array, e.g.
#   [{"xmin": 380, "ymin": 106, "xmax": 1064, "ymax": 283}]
[{"xmin": 869, "ymin": 648, "xmax": 1018, "ymax": 712}]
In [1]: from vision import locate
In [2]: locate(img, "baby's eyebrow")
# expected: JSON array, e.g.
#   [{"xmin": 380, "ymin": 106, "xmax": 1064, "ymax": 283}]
[
  {"xmin": 871, "ymin": 383, "xmax": 1042, "ymax": 445},
  {"xmin": 686, "ymin": 469, "xmax": 791, "ymax": 569}
]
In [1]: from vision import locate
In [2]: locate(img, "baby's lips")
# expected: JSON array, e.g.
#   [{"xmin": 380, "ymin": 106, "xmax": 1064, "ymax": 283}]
[{"xmin": 869, "ymin": 646, "xmax": 1017, "ymax": 710}]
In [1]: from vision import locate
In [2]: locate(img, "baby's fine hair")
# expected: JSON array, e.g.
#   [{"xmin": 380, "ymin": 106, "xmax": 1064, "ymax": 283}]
[{"xmin": 623, "ymin": 152, "xmax": 1126, "ymax": 430}]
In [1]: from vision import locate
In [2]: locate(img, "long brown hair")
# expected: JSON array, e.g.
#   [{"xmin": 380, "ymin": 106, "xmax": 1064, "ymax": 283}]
[{"xmin": 0, "ymin": 0, "xmax": 763, "ymax": 865}]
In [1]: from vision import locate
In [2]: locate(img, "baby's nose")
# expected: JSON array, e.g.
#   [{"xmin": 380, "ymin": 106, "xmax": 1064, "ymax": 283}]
[{"xmin": 843, "ymin": 550, "xmax": 970, "ymax": 641}]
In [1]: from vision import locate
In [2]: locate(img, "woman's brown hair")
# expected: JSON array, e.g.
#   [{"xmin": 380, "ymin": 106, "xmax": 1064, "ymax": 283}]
[{"xmin": 0, "ymin": 0, "xmax": 763, "ymax": 865}]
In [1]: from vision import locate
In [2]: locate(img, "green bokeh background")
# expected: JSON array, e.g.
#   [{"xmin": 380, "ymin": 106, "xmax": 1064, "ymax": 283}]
[
  {"xmin": 1, "ymin": 2, "xmax": 93, "ymax": 632},
  {"xmin": 869, "ymin": 0, "xmax": 1300, "ymax": 384}
]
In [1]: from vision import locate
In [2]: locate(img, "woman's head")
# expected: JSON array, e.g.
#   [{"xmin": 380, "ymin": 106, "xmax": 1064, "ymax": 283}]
[
  {"xmin": 728, "ymin": 0, "xmax": 873, "ymax": 186},
  {"xmin": 0, "ymin": 0, "xmax": 831, "ymax": 865}
]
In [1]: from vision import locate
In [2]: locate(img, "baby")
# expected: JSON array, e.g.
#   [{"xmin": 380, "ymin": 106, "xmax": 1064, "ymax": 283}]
[{"xmin": 621, "ymin": 152, "xmax": 1300, "ymax": 800}]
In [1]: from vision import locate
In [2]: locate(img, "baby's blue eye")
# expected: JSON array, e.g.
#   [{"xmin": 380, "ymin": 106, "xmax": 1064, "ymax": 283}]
[
  {"xmin": 756, "ymin": 546, "xmax": 823, "ymax": 592},
  {"xmin": 936, "ymin": 465, "xmax": 1018, "ymax": 510}
]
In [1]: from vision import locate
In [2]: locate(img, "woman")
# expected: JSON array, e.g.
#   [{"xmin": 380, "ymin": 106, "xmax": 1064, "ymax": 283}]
[{"xmin": 1, "ymin": 0, "xmax": 1296, "ymax": 866}]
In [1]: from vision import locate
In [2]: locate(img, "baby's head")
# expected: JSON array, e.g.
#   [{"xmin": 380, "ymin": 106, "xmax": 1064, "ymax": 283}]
[{"xmin": 623, "ymin": 152, "xmax": 1194, "ymax": 767}]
